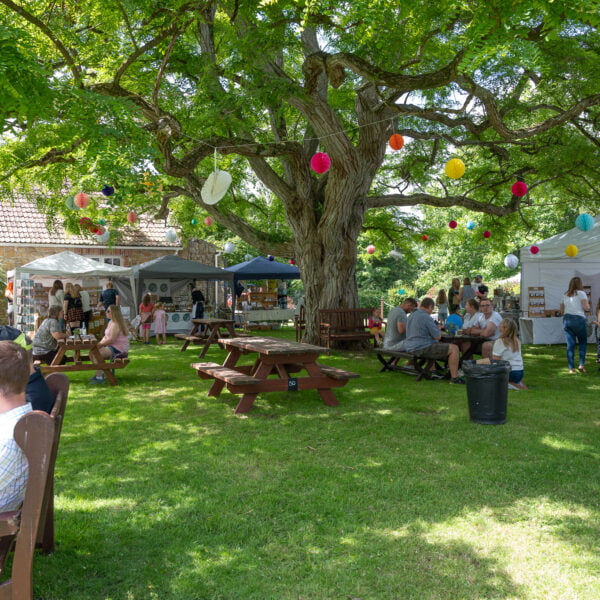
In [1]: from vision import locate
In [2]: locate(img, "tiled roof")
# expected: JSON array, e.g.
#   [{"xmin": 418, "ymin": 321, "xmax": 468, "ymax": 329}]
[{"xmin": 0, "ymin": 197, "xmax": 181, "ymax": 248}]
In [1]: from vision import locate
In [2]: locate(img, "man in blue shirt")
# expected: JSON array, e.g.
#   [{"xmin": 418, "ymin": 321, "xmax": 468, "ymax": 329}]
[{"xmin": 405, "ymin": 297, "xmax": 464, "ymax": 384}]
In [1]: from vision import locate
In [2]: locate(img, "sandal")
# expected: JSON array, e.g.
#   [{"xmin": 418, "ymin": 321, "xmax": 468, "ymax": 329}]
[{"xmin": 578, "ymin": 366, "xmax": 586, "ymax": 373}]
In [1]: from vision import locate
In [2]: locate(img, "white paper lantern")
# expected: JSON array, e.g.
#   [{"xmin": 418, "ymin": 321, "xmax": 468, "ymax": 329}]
[
  {"xmin": 389, "ymin": 250, "xmax": 402, "ymax": 259},
  {"xmin": 95, "ymin": 229, "xmax": 110, "ymax": 244},
  {"xmin": 165, "ymin": 228, "xmax": 178, "ymax": 243},
  {"xmin": 244, "ymin": 253, "xmax": 252, "ymax": 261},
  {"xmin": 201, "ymin": 170, "xmax": 232, "ymax": 205},
  {"xmin": 504, "ymin": 253, "xmax": 519, "ymax": 269},
  {"xmin": 224, "ymin": 241, "xmax": 236, "ymax": 254}
]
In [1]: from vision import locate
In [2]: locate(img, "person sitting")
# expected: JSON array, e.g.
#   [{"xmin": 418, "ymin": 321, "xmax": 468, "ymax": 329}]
[
  {"xmin": 492, "ymin": 318, "xmax": 527, "ymax": 390},
  {"xmin": 32, "ymin": 306, "xmax": 67, "ymax": 365},
  {"xmin": 382, "ymin": 297, "xmax": 418, "ymax": 351},
  {"xmin": 445, "ymin": 305, "xmax": 463, "ymax": 335},
  {"xmin": 466, "ymin": 298, "xmax": 502, "ymax": 358},
  {"xmin": 404, "ymin": 297, "xmax": 463, "ymax": 384},
  {"xmin": 0, "ymin": 341, "xmax": 33, "ymax": 512},
  {"xmin": 368, "ymin": 308, "xmax": 384, "ymax": 346},
  {"xmin": 89, "ymin": 305, "xmax": 130, "ymax": 384}
]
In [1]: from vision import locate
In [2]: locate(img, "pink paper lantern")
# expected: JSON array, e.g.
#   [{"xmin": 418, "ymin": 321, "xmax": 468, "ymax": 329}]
[
  {"xmin": 366, "ymin": 245, "xmax": 376, "ymax": 254},
  {"xmin": 511, "ymin": 181, "xmax": 528, "ymax": 197},
  {"xmin": 483, "ymin": 230, "xmax": 491, "ymax": 239},
  {"xmin": 289, "ymin": 259, "xmax": 296, "ymax": 265},
  {"xmin": 530, "ymin": 245, "xmax": 539, "ymax": 254},
  {"xmin": 204, "ymin": 216, "xmax": 214, "ymax": 226},
  {"xmin": 310, "ymin": 152, "xmax": 331, "ymax": 174},
  {"xmin": 449, "ymin": 220, "xmax": 458, "ymax": 229},
  {"xmin": 127, "ymin": 211, "xmax": 137, "ymax": 224},
  {"xmin": 74, "ymin": 192, "xmax": 90, "ymax": 209}
]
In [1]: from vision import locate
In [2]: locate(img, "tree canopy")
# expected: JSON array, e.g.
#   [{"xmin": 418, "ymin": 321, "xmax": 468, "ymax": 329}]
[{"xmin": 1, "ymin": 0, "xmax": 599, "ymax": 338}]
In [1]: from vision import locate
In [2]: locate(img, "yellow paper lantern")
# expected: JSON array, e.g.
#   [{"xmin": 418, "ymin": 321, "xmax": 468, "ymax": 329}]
[
  {"xmin": 445, "ymin": 158, "xmax": 466, "ymax": 179},
  {"xmin": 565, "ymin": 244, "xmax": 578, "ymax": 257}
]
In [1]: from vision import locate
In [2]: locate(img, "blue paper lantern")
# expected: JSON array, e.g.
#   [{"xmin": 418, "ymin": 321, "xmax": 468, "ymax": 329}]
[
  {"xmin": 101, "ymin": 185, "xmax": 115, "ymax": 196},
  {"xmin": 575, "ymin": 213, "xmax": 594, "ymax": 232},
  {"xmin": 267, "ymin": 255, "xmax": 274, "ymax": 261},
  {"xmin": 466, "ymin": 220, "xmax": 476, "ymax": 230},
  {"xmin": 398, "ymin": 288, "xmax": 406, "ymax": 295}
]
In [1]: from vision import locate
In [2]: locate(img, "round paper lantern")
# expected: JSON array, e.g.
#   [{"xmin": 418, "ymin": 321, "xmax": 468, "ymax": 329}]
[
  {"xmin": 389, "ymin": 250, "xmax": 402, "ymax": 259},
  {"xmin": 224, "ymin": 241, "xmax": 236, "ymax": 254},
  {"xmin": 165, "ymin": 228, "xmax": 178, "ymax": 243},
  {"xmin": 65, "ymin": 196, "xmax": 76, "ymax": 210},
  {"xmin": 95, "ymin": 229, "xmax": 110, "ymax": 243},
  {"xmin": 366, "ymin": 245, "xmax": 376, "ymax": 254},
  {"xmin": 565, "ymin": 244, "xmax": 578, "ymax": 257},
  {"xmin": 530, "ymin": 245, "xmax": 540, "ymax": 255},
  {"xmin": 244, "ymin": 253, "xmax": 252, "ymax": 261},
  {"xmin": 97, "ymin": 218, "xmax": 106, "ymax": 226},
  {"xmin": 310, "ymin": 152, "xmax": 331, "ymax": 174},
  {"xmin": 101, "ymin": 185, "xmax": 115, "ymax": 196},
  {"xmin": 398, "ymin": 289, "xmax": 406, "ymax": 295},
  {"xmin": 203, "ymin": 216, "xmax": 213, "ymax": 226},
  {"xmin": 388, "ymin": 134, "xmax": 404, "ymax": 150},
  {"xmin": 289, "ymin": 259, "xmax": 296, "ymax": 265},
  {"xmin": 190, "ymin": 218, "xmax": 198, "ymax": 225},
  {"xmin": 201, "ymin": 170, "xmax": 232, "ymax": 205},
  {"xmin": 92, "ymin": 225, "xmax": 105, "ymax": 235},
  {"xmin": 79, "ymin": 217, "xmax": 92, "ymax": 226},
  {"xmin": 74, "ymin": 192, "xmax": 90, "ymax": 209},
  {"xmin": 466, "ymin": 220, "xmax": 476, "ymax": 230},
  {"xmin": 511, "ymin": 181, "xmax": 528, "ymax": 197},
  {"xmin": 504, "ymin": 254, "xmax": 519, "ymax": 269},
  {"xmin": 267, "ymin": 255, "xmax": 275, "ymax": 261},
  {"xmin": 444, "ymin": 158, "xmax": 465, "ymax": 179},
  {"xmin": 575, "ymin": 213, "xmax": 594, "ymax": 232},
  {"xmin": 449, "ymin": 220, "xmax": 458, "ymax": 229},
  {"xmin": 421, "ymin": 234, "xmax": 428, "ymax": 241},
  {"xmin": 483, "ymin": 230, "xmax": 491, "ymax": 239},
  {"xmin": 127, "ymin": 211, "xmax": 137, "ymax": 224}
]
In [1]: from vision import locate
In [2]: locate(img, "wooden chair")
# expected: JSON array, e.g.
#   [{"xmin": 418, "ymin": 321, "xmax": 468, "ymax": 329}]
[
  {"xmin": 36, "ymin": 373, "xmax": 69, "ymax": 555},
  {"xmin": 294, "ymin": 305, "xmax": 306, "ymax": 342},
  {"xmin": 0, "ymin": 411, "xmax": 56, "ymax": 600}
]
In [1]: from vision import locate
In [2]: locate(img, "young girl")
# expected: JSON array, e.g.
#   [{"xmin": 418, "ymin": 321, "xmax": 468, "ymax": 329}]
[
  {"xmin": 153, "ymin": 302, "xmax": 167, "ymax": 345},
  {"xmin": 138, "ymin": 293, "xmax": 155, "ymax": 345},
  {"xmin": 368, "ymin": 308, "xmax": 383, "ymax": 346},
  {"xmin": 436, "ymin": 289, "xmax": 448, "ymax": 326},
  {"xmin": 492, "ymin": 318, "xmax": 527, "ymax": 390}
]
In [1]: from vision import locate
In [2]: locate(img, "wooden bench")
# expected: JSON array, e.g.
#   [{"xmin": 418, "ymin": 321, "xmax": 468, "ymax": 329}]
[
  {"xmin": 191, "ymin": 363, "xmax": 260, "ymax": 385},
  {"xmin": 316, "ymin": 364, "xmax": 361, "ymax": 380},
  {"xmin": 373, "ymin": 349, "xmax": 448, "ymax": 382},
  {"xmin": 318, "ymin": 308, "xmax": 375, "ymax": 349}
]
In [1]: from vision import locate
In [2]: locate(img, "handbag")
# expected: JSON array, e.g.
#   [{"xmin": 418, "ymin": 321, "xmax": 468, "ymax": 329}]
[{"xmin": 130, "ymin": 315, "xmax": 141, "ymax": 328}]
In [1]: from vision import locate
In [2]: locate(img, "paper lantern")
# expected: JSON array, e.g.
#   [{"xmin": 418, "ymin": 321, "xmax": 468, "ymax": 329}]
[
  {"xmin": 224, "ymin": 241, "xmax": 236, "ymax": 254},
  {"xmin": 191, "ymin": 218, "xmax": 198, "ymax": 225},
  {"xmin": 92, "ymin": 225, "xmax": 105, "ymax": 235},
  {"xmin": 97, "ymin": 218, "xmax": 106, "ymax": 226},
  {"xmin": 398, "ymin": 289, "xmax": 406, "ymax": 295},
  {"xmin": 74, "ymin": 192, "xmax": 90, "ymax": 209},
  {"xmin": 244, "ymin": 253, "xmax": 252, "ymax": 261},
  {"xmin": 267, "ymin": 255, "xmax": 274, "ymax": 261},
  {"xmin": 388, "ymin": 134, "xmax": 404, "ymax": 150},
  {"xmin": 575, "ymin": 213, "xmax": 594, "ymax": 232},
  {"xmin": 504, "ymin": 254, "xmax": 519, "ymax": 269},
  {"xmin": 310, "ymin": 152, "xmax": 331, "ymax": 174},
  {"xmin": 389, "ymin": 250, "xmax": 402, "ymax": 259},
  {"xmin": 483, "ymin": 230, "xmax": 491, "ymax": 239},
  {"xmin": 449, "ymin": 220, "xmax": 458, "ymax": 229},
  {"xmin": 366, "ymin": 245, "xmax": 376, "ymax": 254},
  {"xmin": 79, "ymin": 217, "xmax": 92, "ymax": 226},
  {"xmin": 530, "ymin": 245, "xmax": 540, "ymax": 255},
  {"xmin": 565, "ymin": 244, "xmax": 578, "ymax": 257},
  {"xmin": 127, "ymin": 211, "xmax": 137, "ymax": 224},
  {"xmin": 95, "ymin": 229, "xmax": 110, "ymax": 243},
  {"xmin": 203, "ymin": 216, "xmax": 213, "ymax": 226},
  {"xmin": 65, "ymin": 196, "xmax": 76, "ymax": 210},
  {"xmin": 511, "ymin": 181, "xmax": 528, "ymax": 197},
  {"xmin": 444, "ymin": 158, "xmax": 465, "ymax": 179},
  {"xmin": 466, "ymin": 220, "xmax": 476, "ymax": 230},
  {"xmin": 421, "ymin": 234, "xmax": 428, "ymax": 241},
  {"xmin": 289, "ymin": 259, "xmax": 296, "ymax": 265},
  {"xmin": 201, "ymin": 170, "xmax": 232, "ymax": 205},
  {"xmin": 101, "ymin": 185, "xmax": 115, "ymax": 196},
  {"xmin": 165, "ymin": 228, "xmax": 178, "ymax": 243}
]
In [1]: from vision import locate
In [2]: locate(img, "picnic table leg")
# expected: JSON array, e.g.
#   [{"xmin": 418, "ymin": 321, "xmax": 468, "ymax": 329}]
[
  {"xmin": 305, "ymin": 362, "xmax": 339, "ymax": 407},
  {"xmin": 232, "ymin": 361, "xmax": 272, "ymax": 414},
  {"xmin": 180, "ymin": 324, "xmax": 199, "ymax": 352},
  {"xmin": 208, "ymin": 348, "xmax": 241, "ymax": 397},
  {"xmin": 198, "ymin": 326, "xmax": 219, "ymax": 359}
]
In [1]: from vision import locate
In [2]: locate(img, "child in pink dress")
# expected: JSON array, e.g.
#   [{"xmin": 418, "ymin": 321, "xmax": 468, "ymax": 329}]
[{"xmin": 153, "ymin": 302, "xmax": 167, "ymax": 345}]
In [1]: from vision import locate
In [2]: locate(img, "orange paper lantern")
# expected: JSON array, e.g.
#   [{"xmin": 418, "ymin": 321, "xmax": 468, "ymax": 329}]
[
  {"xmin": 127, "ymin": 211, "xmax": 137, "ymax": 224},
  {"xmin": 74, "ymin": 192, "xmax": 90, "ymax": 209},
  {"xmin": 388, "ymin": 134, "xmax": 404, "ymax": 150}
]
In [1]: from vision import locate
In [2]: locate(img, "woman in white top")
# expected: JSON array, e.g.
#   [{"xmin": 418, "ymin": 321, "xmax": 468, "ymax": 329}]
[
  {"xmin": 560, "ymin": 276, "xmax": 590, "ymax": 373},
  {"xmin": 492, "ymin": 318, "xmax": 526, "ymax": 390},
  {"xmin": 462, "ymin": 298, "xmax": 483, "ymax": 330}
]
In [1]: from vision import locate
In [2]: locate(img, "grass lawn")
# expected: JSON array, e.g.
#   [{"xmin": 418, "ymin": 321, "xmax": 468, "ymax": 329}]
[{"xmin": 32, "ymin": 328, "xmax": 599, "ymax": 600}]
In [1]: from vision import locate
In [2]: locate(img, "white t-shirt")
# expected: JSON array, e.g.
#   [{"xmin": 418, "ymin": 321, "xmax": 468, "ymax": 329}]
[
  {"xmin": 492, "ymin": 338, "xmax": 523, "ymax": 370},
  {"xmin": 463, "ymin": 312, "xmax": 484, "ymax": 330},
  {"xmin": 562, "ymin": 290, "xmax": 588, "ymax": 317},
  {"xmin": 480, "ymin": 310, "xmax": 503, "ymax": 340}
]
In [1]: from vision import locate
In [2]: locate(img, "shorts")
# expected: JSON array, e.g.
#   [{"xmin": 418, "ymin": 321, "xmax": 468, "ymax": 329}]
[
  {"xmin": 509, "ymin": 369, "xmax": 524, "ymax": 384},
  {"xmin": 370, "ymin": 327, "xmax": 381, "ymax": 335},
  {"xmin": 414, "ymin": 342, "xmax": 450, "ymax": 360}
]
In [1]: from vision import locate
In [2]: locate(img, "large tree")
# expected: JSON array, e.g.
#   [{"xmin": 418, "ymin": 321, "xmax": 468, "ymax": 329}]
[{"xmin": 1, "ymin": 0, "xmax": 599, "ymax": 341}]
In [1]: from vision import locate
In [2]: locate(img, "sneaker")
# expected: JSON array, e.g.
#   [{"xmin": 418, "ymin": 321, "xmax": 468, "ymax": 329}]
[
  {"xmin": 449, "ymin": 376, "xmax": 466, "ymax": 385},
  {"xmin": 89, "ymin": 376, "xmax": 105, "ymax": 384},
  {"xmin": 508, "ymin": 383, "xmax": 520, "ymax": 390}
]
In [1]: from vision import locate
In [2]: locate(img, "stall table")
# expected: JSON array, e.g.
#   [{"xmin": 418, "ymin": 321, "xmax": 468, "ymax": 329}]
[
  {"xmin": 191, "ymin": 336, "xmax": 359, "ymax": 414},
  {"xmin": 519, "ymin": 316, "xmax": 595, "ymax": 345}
]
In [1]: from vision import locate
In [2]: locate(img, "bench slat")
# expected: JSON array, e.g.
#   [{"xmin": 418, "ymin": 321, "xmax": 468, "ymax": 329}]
[
  {"xmin": 316, "ymin": 364, "xmax": 360, "ymax": 380},
  {"xmin": 191, "ymin": 364, "xmax": 260, "ymax": 385}
]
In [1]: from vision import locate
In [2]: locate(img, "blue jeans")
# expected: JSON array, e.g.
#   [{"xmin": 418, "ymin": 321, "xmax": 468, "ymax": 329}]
[{"xmin": 562, "ymin": 314, "xmax": 587, "ymax": 369}]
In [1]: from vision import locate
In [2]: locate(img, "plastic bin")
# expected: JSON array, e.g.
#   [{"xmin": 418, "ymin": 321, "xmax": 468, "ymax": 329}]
[{"xmin": 462, "ymin": 360, "xmax": 511, "ymax": 425}]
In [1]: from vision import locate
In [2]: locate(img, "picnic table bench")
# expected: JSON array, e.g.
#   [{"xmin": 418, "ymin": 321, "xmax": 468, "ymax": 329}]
[
  {"xmin": 176, "ymin": 318, "xmax": 251, "ymax": 357},
  {"xmin": 318, "ymin": 308, "xmax": 375, "ymax": 349},
  {"xmin": 191, "ymin": 336, "xmax": 360, "ymax": 414},
  {"xmin": 373, "ymin": 349, "xmax": 449, "ymax": 381}
]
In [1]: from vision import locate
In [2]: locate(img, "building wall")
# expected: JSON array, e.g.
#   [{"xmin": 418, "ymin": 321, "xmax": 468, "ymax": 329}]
[{"xmin": 1, "ymin": 239, "xmax": 219, "ymax": 324}]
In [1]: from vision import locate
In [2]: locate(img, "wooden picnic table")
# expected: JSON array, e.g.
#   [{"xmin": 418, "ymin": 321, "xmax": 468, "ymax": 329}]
[
  {"xmin": 39, "ymin": 335, "xmax": 129, "ymax": 386},
  {"xmin": 175, "ymin": 318, "xmax": 237, "ymax": 358},
  {"xmin": 191, "ymin": 336, "xmax": 359, "ymax": 414},
  {"xmin": 441, "ymin": 333, "xmax": 489, "ymax": 362}
]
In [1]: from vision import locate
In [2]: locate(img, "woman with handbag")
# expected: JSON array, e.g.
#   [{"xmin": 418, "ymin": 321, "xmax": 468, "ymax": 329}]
[
  {"xmin": 138, "ymin": 293, "xmax": 155, "ymax": 345},
  {"xmin": 448, "ymin": 278, "xmax": 462, "ymax": 313}
]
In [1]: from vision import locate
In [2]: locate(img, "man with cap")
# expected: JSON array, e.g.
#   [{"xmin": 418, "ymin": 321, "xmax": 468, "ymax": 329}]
[{"xmin": 473, "ymin": 275, "xmax": 489, "ymax": 300}]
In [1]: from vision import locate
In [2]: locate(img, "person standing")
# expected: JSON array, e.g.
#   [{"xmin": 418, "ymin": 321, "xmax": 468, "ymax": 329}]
[
  {"xmin": 49, "ymin": 279, "xmax": 65, "ymax": 330},
  {"xmin": 448, "ymin": 278, "xmax": 462, "ymax": 314},
  {"xmin": 62, "ymin": 282, "xmax": 84, "ymax": 330},
  {"xmin": 98, "ymin": 281, "xmax": 120, "ymax": 314},
  {"xmin": 4, "ymin": 280, "xmax": 14, "ymax": 326},
  {"xmin": 460, "ymin": 277, "xmax": 475, "ymax": 308},
  {"xmin": 75, "ymin": 284, "xmax": 91, "ymax": 331},
  {"xmin": 153, "ymin": 302, "xmax": 167, "ymax": 345},
  {"xmin": 138, "ymin": 293, "xmax": 154, "ymax": 345},
  {"xmin": 0, "ymin": 341, "xmax": 33, "ymax": 511},
  {"xmin": 436, "ymin": 289, "xmax": 448, "ymax": 326},
  {"xmin": 560, "ymin": 276, "xmax": 590, "ymax": 374}
]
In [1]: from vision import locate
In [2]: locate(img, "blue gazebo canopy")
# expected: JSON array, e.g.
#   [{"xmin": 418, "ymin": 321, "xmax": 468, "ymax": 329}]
[{"xmin": 225, "ymin": 256, "xmax": 300, "ymax": 282}]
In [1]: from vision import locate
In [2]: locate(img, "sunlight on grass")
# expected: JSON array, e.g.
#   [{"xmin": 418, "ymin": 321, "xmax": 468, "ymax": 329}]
[{"xmin": 541, "ymin": 434, "xmax": 599, "ymax": 455}]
